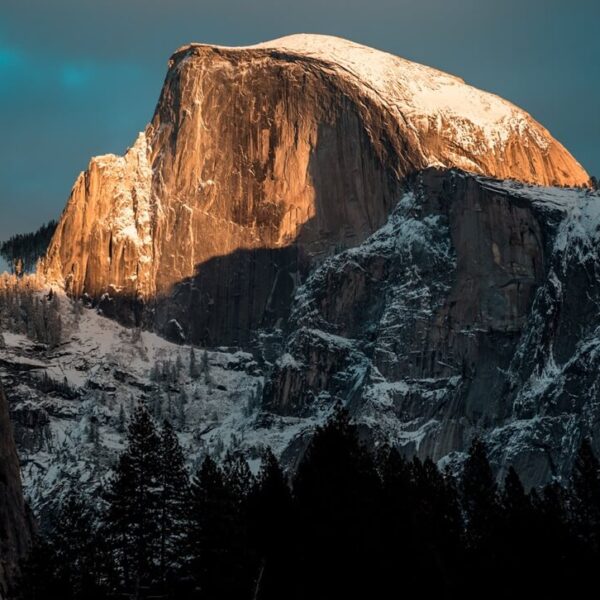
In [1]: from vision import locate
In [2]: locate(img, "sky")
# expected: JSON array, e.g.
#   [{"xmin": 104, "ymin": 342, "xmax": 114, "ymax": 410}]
[{"xmin": 1, "ymin": 0, "xmax": 598, "ymax": 241}]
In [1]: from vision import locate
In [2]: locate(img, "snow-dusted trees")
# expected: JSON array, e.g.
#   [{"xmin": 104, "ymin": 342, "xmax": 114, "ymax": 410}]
[
  {"xmin": 201, "ymin": 349, "xmax": 210, "ymax": 384},
  {"xmin": 149, "ymin": 359, "xmax": 179, "ymax": 385},
  {"xmin": 0, "ymin": 276, "xmax": 62, "ymax": 348},
  {"xmin": 189, "ymin": 346, "xmax": 200, "ymax": 380}
]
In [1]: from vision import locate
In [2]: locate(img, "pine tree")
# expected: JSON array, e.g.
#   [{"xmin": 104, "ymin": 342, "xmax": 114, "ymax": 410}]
[
  {"xmin": 247, "ymin": 448, "xmax": 293, "ymax": 599},
  {"xmin": 186, "ymin": 456, "xmax": 234, "ymax": 599},
  {"xmin": 571, "ymin": 438, "xmax": 600, "ymax": 550},
  {"xmin": 379, "ymin": 445, "xmax": 417, "ymax": 592},
  {"xmin": 157, "ymin": 421, "xmax": 190, "ymax": 589},
  {"xmin": 494, "ymin": 467, "xmax": 536, "ymax": 596},
  {"xmin": 49, "ymin": 492, "xmax": 106, "ymax": 599},
  {"xmin": 529, "ymin": 481, "xmax": 581, "ymax": 596},
  {"xmin": 152, "ymin": 390, "xmax": 163, "ymax": 422},
  {"xmin": 201, "ymin": 350, "xmax": 210, "ymax": 385},
  {"xmin": 461, "ymin": 437, "xmax": 499, "ymax": 545},
  {"xmin": 104, "ymin": 402, "xmax": 162, "ymax": 596},
  {"xmin": 16, "ymin": 536, "xmax": 63, "ymax": 600},
  {"xmin": 45, "ymin": 292, "xmax": 62, "ymax": 348},
  {"xmin": 175, "ymin": 353, "xmax": 183, "ymax": 377},
  {"xmin": 502, "ymin": 466, "xmax": 529, "ymax": 517},
  {"xmin": 149, "ymin": 362, "xmax": 161, "ymax": 383},
  {"xmin": 223, "ymin": 450, "xmax": 255, "ymax": 502},
  {"xmin": 176, "ymin": 390, "xmax": 187, "ymax": 430},
  {"xmin": 189, "ymin": 347, "xmax": 200, "ymax": 380},
  {"xmin": 410, "ymin": 458, "xmax": 463, "ymax": 595},
  {"xmin": 460, "ymin": 437, "xmax": 500, "ymax": 597},
  {"xmin": 292, "ymin": 405, "xmax": 382, "ymax": 599},
  {"xmin": 221, "ymin": 451, "xmax": 257, "ymax": 597},
  {"xmin": 116, "ymin": 404, "xmax": 126, "ymax": 434},
  {"xmin": 18, "ymin": 493, "xmax": 106, "ymax": 600}
]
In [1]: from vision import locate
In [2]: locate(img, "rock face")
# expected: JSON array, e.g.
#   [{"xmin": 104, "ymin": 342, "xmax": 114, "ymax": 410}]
[
  {"xmin": 35, "ymin": 33, "xmax": 600, "ymax": 489},
  {"xmin": 264, "ymin": 169, "xmax": 600, "ymax": 487},
  {"xmin": 43, "ymin": 34, "xmax": 589, "ymax": 345},
  {"xmin": 0, "ymin": 382, "xmax": 31, "ymax": 597}
]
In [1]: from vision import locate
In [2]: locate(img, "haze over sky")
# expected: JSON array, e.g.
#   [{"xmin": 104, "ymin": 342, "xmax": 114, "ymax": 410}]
[{"xmin": 1, "ymin": 0, "xmax": 598, "ymax": 241}]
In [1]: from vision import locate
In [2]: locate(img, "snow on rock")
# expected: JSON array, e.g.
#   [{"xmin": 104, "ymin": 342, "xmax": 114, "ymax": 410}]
[
  {"xmin": 179, "ymin": 33, "xmax": 589, "ymax": 186},
  {"xmin": 265, "ymin": 170, "xmax": 600, "ymax": 487},
  {"xmin": 0, "ymin": 296, "xmax": 323, "ymax": 516},
  {"xmin": 42, "ymin": 33, "xmax": 588, "ymax": 351},
  {"xmin": 3, "ymin": 172, "xmax": 600, "ymax": 511}
]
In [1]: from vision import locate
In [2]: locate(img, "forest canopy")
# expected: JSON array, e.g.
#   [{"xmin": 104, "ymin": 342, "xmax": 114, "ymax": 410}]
[{"xmin": 0, "ymin": 220, "xmax": 57, "ymax": 274}]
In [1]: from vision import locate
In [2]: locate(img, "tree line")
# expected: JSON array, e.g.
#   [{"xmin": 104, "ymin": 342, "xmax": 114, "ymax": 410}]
[
  {"xmin": 0, "ymin": 277, "xmax": 63, "ymax": 349},
  {"xmin": 16, "ymin": 404, "xmax": 600, "ymax": 599},
  {"xmin": 0, "ymin": 220, "xmax": 57, "ymax": 275}
]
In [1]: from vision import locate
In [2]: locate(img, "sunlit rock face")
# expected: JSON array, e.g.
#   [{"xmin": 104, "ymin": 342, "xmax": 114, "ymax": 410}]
[{"xmin": 44, "ymin": 34, "xmax": 589, "ymax": 345}]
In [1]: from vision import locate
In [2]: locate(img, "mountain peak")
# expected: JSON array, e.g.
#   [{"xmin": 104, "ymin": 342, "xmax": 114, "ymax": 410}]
[
  {"xmin": 45, "ymin": 34, "xmax": 589, "ymax": 345},
  {"xmin": 170, "ymin": 33, "xmax": 588, "ymax": 186}
]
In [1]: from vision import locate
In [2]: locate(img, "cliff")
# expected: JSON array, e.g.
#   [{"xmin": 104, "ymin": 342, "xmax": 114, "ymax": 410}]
[
  {"xmin": 7, "ymin": 171, "xmax": 599, "ymax": 500},
  {"xmin": 264, "ymin": 169, "xmax": 600, "ymax": 486},
  {"xmin": 43, "ymin": 34, "xmax": 589, "ymax": 345}
]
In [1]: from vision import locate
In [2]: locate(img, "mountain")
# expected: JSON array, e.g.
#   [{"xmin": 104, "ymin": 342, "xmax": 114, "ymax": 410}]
[
  {"xmin": 266, "ymin": 169, "xmax": 600, "ymax": 485},
  {"xmin": 0, "ymin": 34, "xmax": 598, "ymax": 507},
  {"xmin": 43, "ymin": 34, "xmax": 589, "ymax": 347},
  {"xmin": 3, "ymin": 171, "xmax": 599, "ymax": 511}
]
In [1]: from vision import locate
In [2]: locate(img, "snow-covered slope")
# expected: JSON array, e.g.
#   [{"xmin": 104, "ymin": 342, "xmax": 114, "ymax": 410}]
[
  {"xmin": 258, "ymin": 35, "xmax": 553, "ymax": 149},
  {"xmin": 0, "ymin": 299, "xmax": 323, "ymax": 516},
  {"xmin": 4, "ymin": 171, "xmax": 600, "ymax": 512}
]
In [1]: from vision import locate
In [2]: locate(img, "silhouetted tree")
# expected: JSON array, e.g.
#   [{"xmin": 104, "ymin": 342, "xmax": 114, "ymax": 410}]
[
  {"xmin": 411, "ymin": 458, "xmax": 463, "ymax": 594},
  {"xmin": 18, "ymin": 407, "xmax": 600, "ymax": 600},
  {"xmin": 247, "ymin": 448, "xmax": 293, "ymax": 599},
  {"xmin": 460, "ymin": 437, "xmax": 500, "ymax": 596},
  {"xmin": 104, "ymin": 402, "xmax": 161, "ymax": 596},
  {"xmin": 189, "ymin": 347, "xmax": 200, "ymax": 380},
  {"xmin": 461, "ymin": 438, "xmax": 499, "ymax": 545},
  {"xmin": 292, "ymin": 405, "xmax": 382, "ymax": 600},
  {"xmin": 17, "ymin": 494, "xmax": 106, "ymax": 600},
  {"xmin": 571, "ymin": 438, "xmax": 600, "ymax": 549},
  {"xmin": 157, "ymin": 420, "xmax": 190, "ymax": 590},
  {"xmin": 186, "ymin": 456, "xmax": 237, "ymax": 599}
]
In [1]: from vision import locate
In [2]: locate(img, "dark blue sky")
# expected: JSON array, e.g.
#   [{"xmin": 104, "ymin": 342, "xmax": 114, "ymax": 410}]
[{"xmin": 1, "ymin": 0, "xmax": 598, "ymax": 240}]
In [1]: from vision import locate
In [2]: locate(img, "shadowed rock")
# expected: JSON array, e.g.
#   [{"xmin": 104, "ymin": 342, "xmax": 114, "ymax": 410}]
[{"xmin": 42, "ymin": 35, "xmax": 589, "ymax": 345}]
